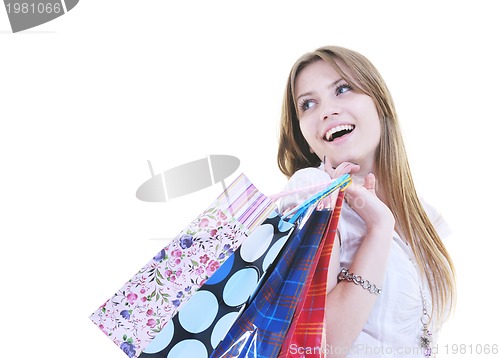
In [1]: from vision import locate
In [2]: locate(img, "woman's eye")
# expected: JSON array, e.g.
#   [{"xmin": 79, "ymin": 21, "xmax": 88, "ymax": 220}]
[
  {"xmin": 336, "ymin": 83, "xmax": 352, "ymax": 96},
  {"xmin": 299, "ymin": 99, "xmax": 316, "ymax": 111}
]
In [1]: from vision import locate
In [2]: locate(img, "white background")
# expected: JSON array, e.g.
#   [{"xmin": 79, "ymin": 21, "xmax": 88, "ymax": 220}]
[{"xmin": 1, "ymin": 1, "xmax": 498, "ymax": 356}]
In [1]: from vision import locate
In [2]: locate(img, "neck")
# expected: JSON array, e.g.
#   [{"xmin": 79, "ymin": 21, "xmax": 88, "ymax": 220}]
[
  {"xmin": 350, "ymin": 161, "xmax": 389, "ymax": 205},
  {"xmin": 349, "ymin": 158, "xmax": 375, "ymax": 185}
]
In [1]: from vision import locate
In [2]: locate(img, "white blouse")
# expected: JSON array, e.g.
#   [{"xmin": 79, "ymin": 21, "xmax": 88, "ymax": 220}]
[
  {"xmin": 336, "ymin": 198, "xmax": 450, "ymax": 357},
  {"xmin": 276, "ymin": 167, "xmax": 450, "ymax": 356}
]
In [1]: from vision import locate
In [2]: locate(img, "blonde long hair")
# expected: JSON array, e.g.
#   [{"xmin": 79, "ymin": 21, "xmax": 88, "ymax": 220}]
[{"xmin": 277, "ymin": 46, "xmax": 455, "ymax": 324}]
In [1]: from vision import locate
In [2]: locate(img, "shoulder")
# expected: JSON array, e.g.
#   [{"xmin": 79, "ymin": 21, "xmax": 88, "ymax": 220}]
[{"xmin": 419, "ymin": 196, "xmax": 452, "ymax": 239}]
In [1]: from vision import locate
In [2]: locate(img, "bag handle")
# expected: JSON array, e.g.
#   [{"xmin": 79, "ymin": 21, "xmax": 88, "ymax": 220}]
[{"xmin": 277, "ymin": 174, "xmax": 350, "ymax": 224}]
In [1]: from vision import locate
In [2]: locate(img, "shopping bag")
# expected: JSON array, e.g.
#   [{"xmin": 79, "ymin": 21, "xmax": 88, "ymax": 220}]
[
  {"xmin": 210, "ymin": 208, "xmax": 330, "ymax": 357},
  {"xmin": 210, "ymin": 175, "xmax": 349, "ymax": 358},
  {"xmin": 89, "ymin": 173, "xmax": 276, "ymax": 358},
  {"xmin": 139, "ymin": 210, "xmax": 295, "ymax": 358},
  {"xmin": 138, "ymin": 174, "xmax": 350, "ymax": 358},
  {"xmin": 279, "ymin": 189, "xmax": 345, "ymax": 358}
]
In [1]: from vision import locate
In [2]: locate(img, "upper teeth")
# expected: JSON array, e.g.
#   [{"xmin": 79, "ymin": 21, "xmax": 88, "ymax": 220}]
[{"xmin": 325, "ymin": 124, "xmax": 354, "ymax": 141}]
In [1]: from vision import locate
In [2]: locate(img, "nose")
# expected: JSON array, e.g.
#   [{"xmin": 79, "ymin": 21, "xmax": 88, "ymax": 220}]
[{"xmin": 320, "ymin": 99, "xmax": 341, "ymax": 120}]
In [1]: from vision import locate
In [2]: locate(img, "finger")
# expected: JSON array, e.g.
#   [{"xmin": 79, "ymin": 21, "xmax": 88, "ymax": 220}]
[
  {"xmin": 344, "ymin": 184, "xmax": 364, "ymax": 210},
  {"xmin": 322, "ymin": 156, "xmax": 337, "ymax": 178},
  {"xmin": 344, "ymin": 182, "xmax": 360, "ymax": 202},
  {"xmin": 364, "ymin": 172, "xmax": 376, "ymax": 194},
  {"xmin": 324, "ymin": 157, "xmax": 360, "ymax": 179},
  {"xmin": 334, "ymin": 162, "xmax": 360, "ymax": 179}
]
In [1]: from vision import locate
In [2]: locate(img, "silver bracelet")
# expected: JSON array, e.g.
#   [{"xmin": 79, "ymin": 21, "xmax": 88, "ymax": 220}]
[{"xmin": 337, "ymin": 268, "xmax": 382, "ymax": 295}]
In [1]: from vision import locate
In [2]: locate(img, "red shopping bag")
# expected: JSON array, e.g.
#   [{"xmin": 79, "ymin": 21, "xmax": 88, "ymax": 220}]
[{"xmin": 279, "ymin": 189, "xmax": 345, "ymax": 358}]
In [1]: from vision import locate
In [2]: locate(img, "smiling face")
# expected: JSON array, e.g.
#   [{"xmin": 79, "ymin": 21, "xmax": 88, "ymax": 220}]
[{"xmin": 294, "ymin": 59, "xmax": 381, "ymax": 172}]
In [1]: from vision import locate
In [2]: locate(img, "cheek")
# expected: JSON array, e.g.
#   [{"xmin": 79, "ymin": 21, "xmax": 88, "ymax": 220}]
[
  {"xmin": 298, "ymin": 120, "xmax": 317, "ymax": 153},
  {"xmin": 298, "ymin": 117, "xmax": 316, "ymax": 139},
  {"xmin": 362, "ymin": 103, "xmax": 382, "ymax": 142},
  {"xmin": 374, "ymin": 116, "xmax": 383, "ymax": 143},
  {"xmin": 364, "ymin": 120, "xmax": 382, "ymax": 150},
  {"xmin": 370, "ymin": 117, "xmax": 382, "ymax": 140},
  {"xmin": 298, "ymin": 120, "xmax": 309, "ymax": 141}
]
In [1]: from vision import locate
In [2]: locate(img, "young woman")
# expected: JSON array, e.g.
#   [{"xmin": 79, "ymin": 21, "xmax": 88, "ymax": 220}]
[{"xmin": 277, "ymin": 46, "xmax": 455, "ymax": 357}]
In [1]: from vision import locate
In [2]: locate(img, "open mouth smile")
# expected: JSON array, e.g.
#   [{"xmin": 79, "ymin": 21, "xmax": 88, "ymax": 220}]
[{"xmin": 324, "ymin": 124, "xmax": 355, "ymax": 142}]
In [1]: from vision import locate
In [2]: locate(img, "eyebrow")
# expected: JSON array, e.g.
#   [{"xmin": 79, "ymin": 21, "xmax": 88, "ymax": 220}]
[{"xmin": 295, "ymin": 78, "xmax": 345, "ymax": 102}]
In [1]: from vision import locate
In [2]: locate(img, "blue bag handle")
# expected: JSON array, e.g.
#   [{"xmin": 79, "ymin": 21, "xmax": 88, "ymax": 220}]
[{"xmin": 285, "ymin": 174, "xmax": 351, "ymax": 224}]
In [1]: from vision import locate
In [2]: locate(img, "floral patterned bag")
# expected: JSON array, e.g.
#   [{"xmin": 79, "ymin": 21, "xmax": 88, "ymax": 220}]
[
  {"xmin": 138, "ymin": 209, "xmax": 296, "ymax": 358},
  {"xmin": 89, "ymin": 173, "xmax": 276, "ymax": 358}
]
